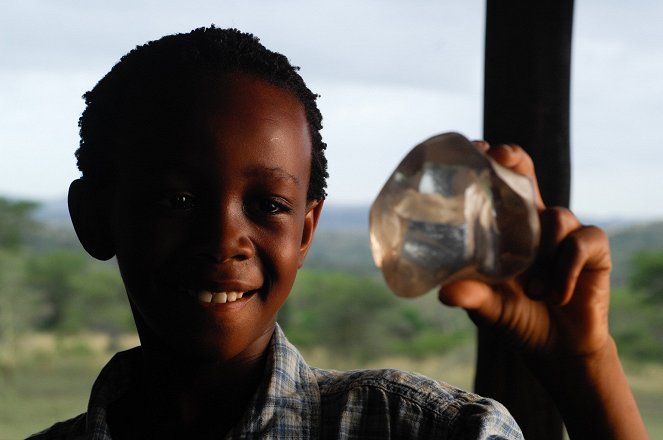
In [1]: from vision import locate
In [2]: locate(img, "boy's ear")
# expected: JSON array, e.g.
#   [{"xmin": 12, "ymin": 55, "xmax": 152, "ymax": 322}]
[
  {"xmin": 68, "ymin": 179, "xmax": 116, "ymax": 261},
  {"xmin": 298, "ymin": 199, "xmax": 324, "ymax": 268}
]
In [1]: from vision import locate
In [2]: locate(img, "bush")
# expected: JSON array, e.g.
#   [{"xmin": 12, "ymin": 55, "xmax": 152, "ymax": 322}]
[{"xmin": 280, "ymin": 270, "xmax": 474, "ymax": 363}]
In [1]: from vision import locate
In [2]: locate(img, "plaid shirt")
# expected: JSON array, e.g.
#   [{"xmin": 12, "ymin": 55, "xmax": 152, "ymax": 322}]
[{"xmin": 29, "ymin": 325, "xmax": 522, "ymax": 439}]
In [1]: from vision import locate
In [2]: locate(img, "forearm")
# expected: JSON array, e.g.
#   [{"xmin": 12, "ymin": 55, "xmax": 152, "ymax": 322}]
[{"xmin": 534, "ymin": 338, "xmax": 649, "ymax": 440}]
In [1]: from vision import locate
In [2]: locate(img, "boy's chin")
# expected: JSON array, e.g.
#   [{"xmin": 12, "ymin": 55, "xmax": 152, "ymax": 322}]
[{"xmin": 139, "ymin": 322, "xmax": 276, "ymax": 368}]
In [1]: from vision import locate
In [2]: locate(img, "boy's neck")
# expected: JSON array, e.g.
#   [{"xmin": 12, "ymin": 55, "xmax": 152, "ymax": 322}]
[{"xmin": 108, "ymin": 328, "xmax": 273, "ymax": 438}]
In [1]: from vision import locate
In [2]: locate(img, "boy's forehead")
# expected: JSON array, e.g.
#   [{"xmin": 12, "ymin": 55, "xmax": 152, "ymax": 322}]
[
  {"xmin": 118, "ymin": 73, "xmax": 312, "ymax": 178},
  {"xmin": 121, "ymin": 72, "xmax": 306, "ymax": 132},
  {"xmin": 201, "ymin": 74, "xmax": 308, "ymax": 127}
]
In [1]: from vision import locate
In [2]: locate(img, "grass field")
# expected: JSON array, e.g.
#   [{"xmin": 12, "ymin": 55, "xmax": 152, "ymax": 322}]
[{"xmin": 1, "ymin": 334, "xmax": 660, "ymax": 439}]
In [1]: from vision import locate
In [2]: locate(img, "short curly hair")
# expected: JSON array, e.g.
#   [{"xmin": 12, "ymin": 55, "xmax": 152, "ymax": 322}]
[{"xmin": 77, "ymin": 26, "xmax": 328, "ymax": 201}]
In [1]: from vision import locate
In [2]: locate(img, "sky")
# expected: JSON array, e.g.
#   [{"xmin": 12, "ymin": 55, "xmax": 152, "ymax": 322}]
[{"xmin": 1, "ymin": 0, "xmax": 662, "ymax": 220}]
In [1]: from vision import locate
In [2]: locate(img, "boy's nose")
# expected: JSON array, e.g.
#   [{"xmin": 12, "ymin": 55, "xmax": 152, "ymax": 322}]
[{"xmin": 198, "ymin": 204, "xmax": 255, "ymax": 263}]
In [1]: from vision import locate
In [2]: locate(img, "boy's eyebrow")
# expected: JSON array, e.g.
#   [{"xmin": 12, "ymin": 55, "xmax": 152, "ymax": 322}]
[{"xmin": 243, "ymin": 166, "xmax": 301, "ymax": 186}]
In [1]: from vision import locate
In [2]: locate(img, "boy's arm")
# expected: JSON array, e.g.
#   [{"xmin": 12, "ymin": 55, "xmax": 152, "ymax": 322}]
[
  {"xmin": 437, "ymin": 143, "xmax": 649, "ymax": 440},
  {"xmin": 534, "ymin": 336, "xmax": 646, "ymax": 439}
]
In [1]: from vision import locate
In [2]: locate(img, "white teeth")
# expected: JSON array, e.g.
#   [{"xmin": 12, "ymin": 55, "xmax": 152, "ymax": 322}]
[
  {"xmin": 195, "ymin": 290, "xmax": 248, "ymax": 304},
  {"xmin": 212, "ymin": 292, "xmax": 228, "ymax": 303},
  {"xmin": 197, "ymin": 291, "xmax": 213, "ymax": 303}
]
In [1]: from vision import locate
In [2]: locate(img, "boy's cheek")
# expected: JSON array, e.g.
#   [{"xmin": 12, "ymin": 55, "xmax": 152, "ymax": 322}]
[{"xmin": 113, "ymin": 205, "xmax": 190, "ymax": 250}]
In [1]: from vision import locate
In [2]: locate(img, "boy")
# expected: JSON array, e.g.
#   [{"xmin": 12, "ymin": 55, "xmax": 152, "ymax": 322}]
[{"xmin": 31, "ymin": 27, "xmax": 647, "ymax": 439}]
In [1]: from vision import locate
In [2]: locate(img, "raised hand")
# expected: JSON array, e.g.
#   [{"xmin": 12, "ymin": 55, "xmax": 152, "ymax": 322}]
[
  {"xmin": 437, "ymin": 141, "xmax": 649, "ymax": 439},
  {"xmin": 438, "ymin": 142, "xmax": 611, "ymax": 360}
]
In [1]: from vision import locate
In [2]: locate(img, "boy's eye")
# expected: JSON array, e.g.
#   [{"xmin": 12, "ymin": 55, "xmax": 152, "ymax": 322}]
[
  {"xmin": 255, "ymin": 198, "xmax": 289, "ymax": 215},
  {"xmin": 160, "ymin": 193, "xmax": 196, "ymax": 211}
]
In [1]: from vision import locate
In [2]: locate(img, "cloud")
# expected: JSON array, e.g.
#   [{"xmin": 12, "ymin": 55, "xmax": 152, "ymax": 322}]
[
  {"xmin": 0, "ymin": 1, "xmax": 484, "ymax": 90},
  {"xmin": 1, "ymin": 0, "xmax": 662, "ymax": 219},
  {"xmin": 318, "ymin": 81, "xmax": 482, "ymax": 204},
  {"xmin": 568, "ymin": 0, "xmax": 663, "ymax": 218}
]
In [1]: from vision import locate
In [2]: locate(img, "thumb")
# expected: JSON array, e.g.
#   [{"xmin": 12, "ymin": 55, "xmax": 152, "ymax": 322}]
[{"xmin": 438, "ymin": 279, "xmax": 503, "ymax": 326}]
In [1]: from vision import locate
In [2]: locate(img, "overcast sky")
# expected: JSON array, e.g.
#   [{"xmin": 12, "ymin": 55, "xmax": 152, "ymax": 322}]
[{"xmin": 1, "ymin": 0, "xmax": 662, "ymax": 220}]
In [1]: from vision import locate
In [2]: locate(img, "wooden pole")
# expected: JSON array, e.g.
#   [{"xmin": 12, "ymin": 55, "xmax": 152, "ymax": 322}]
[{"xmin": 478, "ymin": 0, "xmax": 573, "ymax": 438}]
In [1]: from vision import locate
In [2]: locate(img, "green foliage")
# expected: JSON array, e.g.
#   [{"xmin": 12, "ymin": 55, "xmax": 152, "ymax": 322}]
[
  {"xmin": 0, "ymin": 250, "xmax": 47, "ymax": 370},
  {"xmin": 388, "ymin": 327, "xmax": 473, "ymax": 359},
  {"xmin": 606, "ymin": 249, "xmax": 663, "ymax": 363},
  {"xmin": 281, "ymin": 270, "xmax": 474, "ymax": 363},
  {"xmin": 0, "ymin": 196, "xmax": 136, "ymax": 370},
  {"xmin": 630, "ymin": 250, "xmax": 663, "ymax": 303},
  {"xmin": 26, "ymin": 251, "xmax": 132, "ymax": 334},
  {"xmin": 610, "ymin": 287, "xmax": 663, "ymax": 363},
  {"xmin": 305, "ymin": 230, "xmax": 377, "ymax": 275},
  {"xmin": 26, "ymin": 250, "xmax": 89, "ymax": 331},
  {"xmin": 0, "ymin": 197, "xmax": 38, "ymax": 250},
  {"xmin": 281, "ymin": 270, "xmax": 398, "ymax": 360},
  {"xmin": 65, "ymin": 264, "xmax": 134, "ymax": 334},
  {"xmin": 0, "ymin": 349, "xmax": 105, "ymax": 439},
  {"xmin": 608, "ymin": 221, "xmax": 663, "ymax": 287}
]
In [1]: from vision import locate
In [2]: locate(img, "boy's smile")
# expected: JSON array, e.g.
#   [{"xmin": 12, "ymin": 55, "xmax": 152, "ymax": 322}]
[{"xmin": 107, "ymin": 73, "xmax": 322, "ymax": 364}]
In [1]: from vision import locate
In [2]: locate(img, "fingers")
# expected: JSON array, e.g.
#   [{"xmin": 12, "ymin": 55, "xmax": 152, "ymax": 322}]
[
  {"xmin": 438, "ymin": 279, "xmax": 492, "ymax": 309},
  {"xmin": 527, "ymin": 207, "xmax": 611, "ymax": 306},
  {"xmin": 472, "ymin": 140, "xmax": 545, "ymax": 209},
  {"xmin": 472, "ymin": 140, "xmax": 490, "ymax": 153},
  {"xmin": 528, "ymin": 207, "xmax": 582, "ymax": 298},
  {"xmin": 553, "ymin": 225, "xmax": 611, "ymax": 306}
]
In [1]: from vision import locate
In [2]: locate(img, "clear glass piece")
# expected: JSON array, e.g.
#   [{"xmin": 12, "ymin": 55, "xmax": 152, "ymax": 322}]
[{"xmin": 369, "ymin": 132, "xmax": 540, "ymax": 297}]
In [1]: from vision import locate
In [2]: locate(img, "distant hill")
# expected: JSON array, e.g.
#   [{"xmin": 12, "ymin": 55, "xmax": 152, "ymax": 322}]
[
  {"xmin": 33, "ymin": 196, "xmax": 70, "ymax": 224},
  {"xmin": 311, "ymin": 207, "xmax": 663, "ymax": 286},
  {"xmin": 608, "ymin": 221, "xmax": 663, "ymax": 287},
  {"xmin": 311, "ymin": 206, "xmax": 663, "ymax": 284},
  {"xmin": 299, "ymin": 204, "xmax": 375, "ymax": 273},
  {"xmin": 317, "ymin": 204, "xmax": 369, "ymax": 233},
  {"xmin": 33, "ymin": 198, "xmax": 370, "ymax": 231}
]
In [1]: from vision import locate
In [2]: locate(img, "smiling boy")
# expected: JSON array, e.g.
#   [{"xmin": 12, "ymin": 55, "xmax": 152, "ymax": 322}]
[{"xmin": 30, "ymin": 27, "xmax": 647, "ymax": 439}]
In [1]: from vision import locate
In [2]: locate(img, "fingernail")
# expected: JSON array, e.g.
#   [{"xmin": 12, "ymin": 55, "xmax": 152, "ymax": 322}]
[{"xmin": 472, "ymin": 140, "xmax": 490, "ymax": 152}]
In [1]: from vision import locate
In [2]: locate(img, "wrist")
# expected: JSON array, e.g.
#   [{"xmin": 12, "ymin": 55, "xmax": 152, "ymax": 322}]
[
  {"xmin": 528, "ymin": 337, "xmax": 649, "ymax": 439},
  {"xmin": 525, "ymin": 333, "xmax": 616, "ymax": 385}
]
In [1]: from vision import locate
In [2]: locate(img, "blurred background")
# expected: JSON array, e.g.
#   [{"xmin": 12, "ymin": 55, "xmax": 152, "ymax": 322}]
[{"xmin": 1, "ymin": 1, "xmax": 662, "ymax": 438}]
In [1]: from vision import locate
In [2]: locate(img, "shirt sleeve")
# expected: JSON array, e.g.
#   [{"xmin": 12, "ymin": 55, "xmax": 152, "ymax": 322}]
[
  {"xmin": 451, "ymin": 397, "xmax": 524, "ymax": 440},
  {"xmin": 25, "ymin": 413, "xmax": 87, "ymax": 440}
]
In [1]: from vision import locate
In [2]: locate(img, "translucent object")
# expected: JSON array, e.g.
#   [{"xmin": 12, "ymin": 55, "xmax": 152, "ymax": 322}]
[{"xmin": 369, "ymin": 132, "xmax": 540, "ymax": 298}]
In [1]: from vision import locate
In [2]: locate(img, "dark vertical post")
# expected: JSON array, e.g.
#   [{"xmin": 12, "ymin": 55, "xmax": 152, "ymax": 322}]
[
  {"xmin": 479, "ymin": 0, "xmax": 574, "ymax": 439},
  {"xmin": 483, "ymin": 0, "xmax": 573, "ymax": 207}
]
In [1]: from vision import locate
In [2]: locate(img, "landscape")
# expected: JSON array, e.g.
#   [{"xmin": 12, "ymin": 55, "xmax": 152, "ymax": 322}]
[{"xmin": 1, "ymin": 197, "xmax": 662, "ymax": 438}]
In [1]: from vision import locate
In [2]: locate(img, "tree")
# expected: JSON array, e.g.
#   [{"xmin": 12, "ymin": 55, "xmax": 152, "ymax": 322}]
[
  {"xmin": 280, "ymin": 269, "xmax": 474, "ymax": 363},
  {"xmin": 26, "ymin": 250, "xmax": 88, "ymax": 331},
  {"xmin": 67, "ymin": 263, "xmax": 133, "ymax": 335},
  {"xmin": 0, "ymin": 197, "xmax": 43, "ymax": 379},
  {"xmin": 608, "ymin": 250, "xmax": 663, "ymax": 363},
  {"xmin": 282, "ymin": 270, "xmax": 400, "ymax": 362},
  {"xmin": 0, "ymin": 250, "xmax": 46, "ymax": 380},
  {"xmin": 630, "ymin": 250, "xmax": 663, "ymax": 304},
  {"xmin": 0, "ymin": 197, "xmax": 38, "ymax": 250}
]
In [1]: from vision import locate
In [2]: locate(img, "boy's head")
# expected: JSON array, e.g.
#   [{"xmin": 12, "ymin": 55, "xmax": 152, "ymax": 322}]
[
  {"xmin": 68, "ymin": 27, "xmax": 326, "ymax": 363},
  {"xmin": 76, "ymin": 26, "xmax": 328, "ymax": 202}
]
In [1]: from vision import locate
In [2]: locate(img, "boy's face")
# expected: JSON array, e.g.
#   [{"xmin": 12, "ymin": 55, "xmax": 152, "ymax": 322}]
[{"xmin": 108, "ymin": 74, "xmax": 321, "ymax": 363}]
